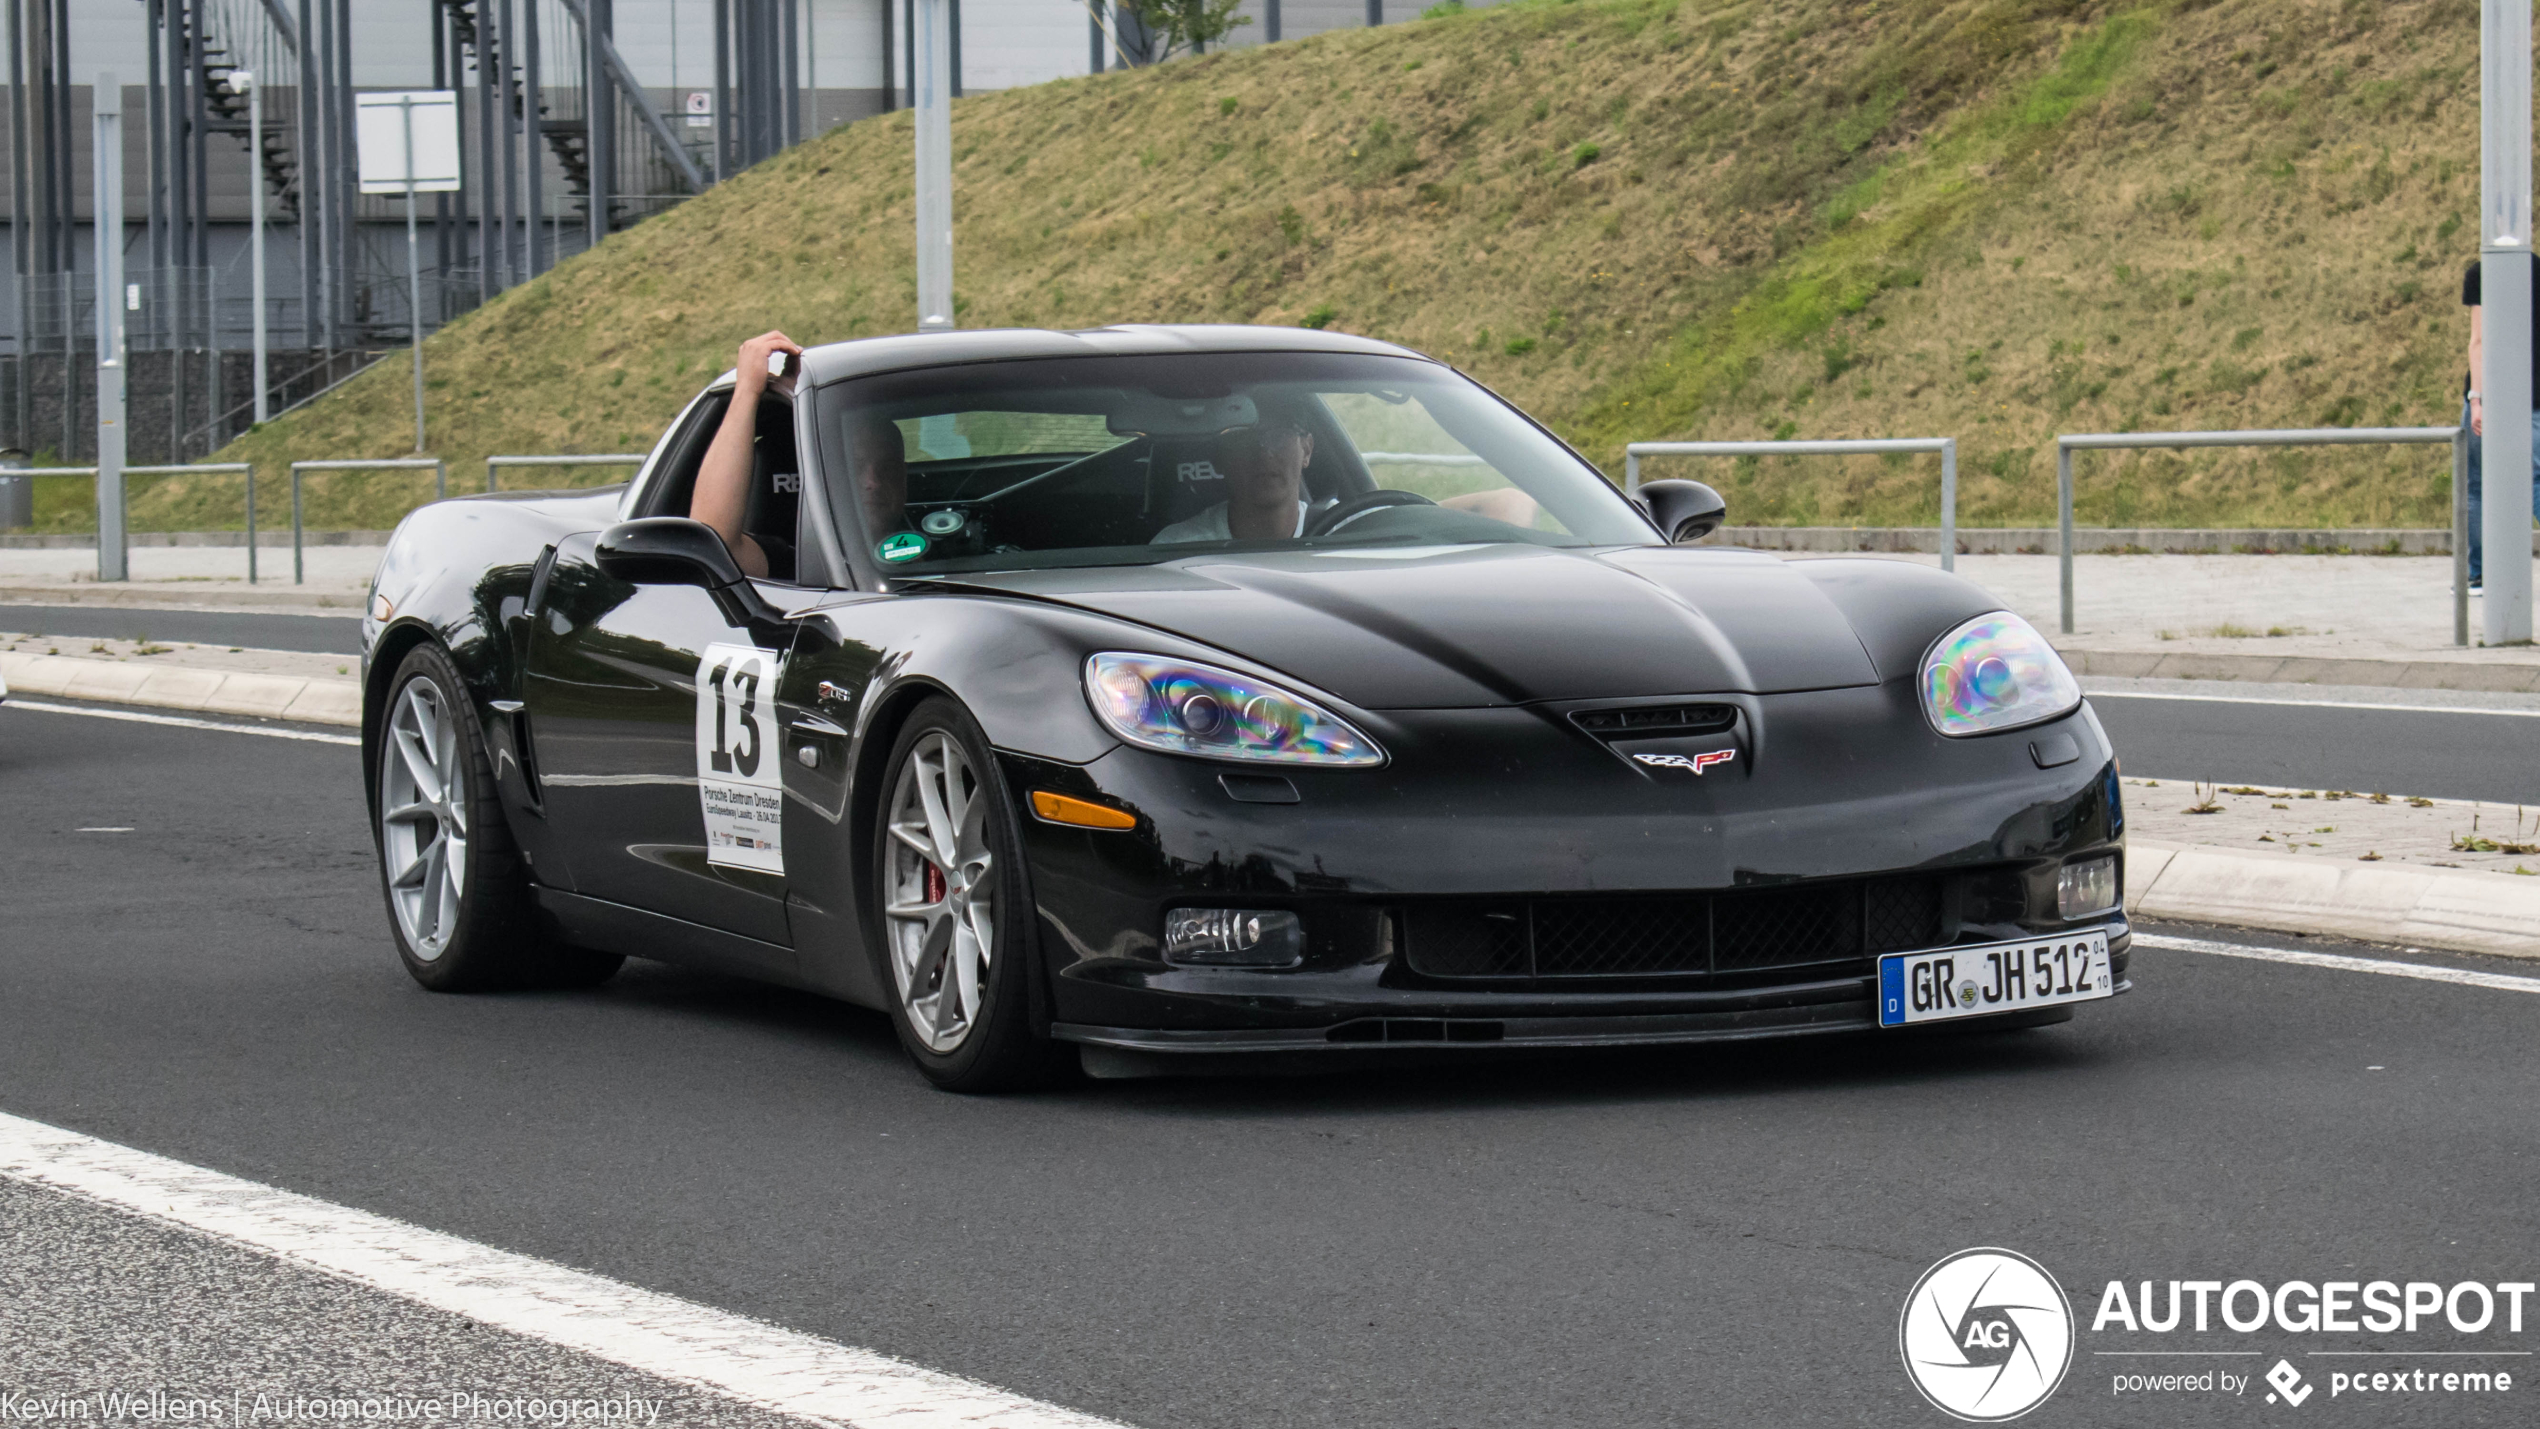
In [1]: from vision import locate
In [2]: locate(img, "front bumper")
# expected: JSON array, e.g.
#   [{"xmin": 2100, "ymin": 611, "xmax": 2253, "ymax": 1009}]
[{"xmin": 1005, "ymin": 688, "xmax": 2130, "ymax": 1051}]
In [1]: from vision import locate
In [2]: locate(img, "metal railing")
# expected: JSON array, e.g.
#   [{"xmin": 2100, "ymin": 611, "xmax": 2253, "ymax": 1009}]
[
  {"xmin": 7, "ymin": 463, "xmax": 259, "ymax": 583},
  {"xmin": 1624, "ymin": 439, "xmax": 1961, "ymax": 571},
  {"xmin": 289, "ymin": 458, "xmax": 446, "ymax": 585},
  {"xmin": 1360, "ymin": 451, "xmax": 1492, "ymax": 467},
  {"xmin": 484, "ymin": 453, "xmax": 648, "ymax": 493},
  {"xmin": 2057, "ymin": 427, "xmax": 2466, "ymax": 645}
]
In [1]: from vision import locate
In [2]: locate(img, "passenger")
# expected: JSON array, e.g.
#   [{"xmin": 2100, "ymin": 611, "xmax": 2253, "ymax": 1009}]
[
  {"xmin": 691, "ymin": 332, "xmax": 910, "ymax": 575},
  {"xmin": 1152, "ymin": 413, "xmax": 1323, "ymax": 543},
  {"xmin": 842, "ymin": 410, "xmax": 911, "ymax": 541},
  {"xmin": 690, "ymin": 331, "xmax": 804, "ymax": 579}
]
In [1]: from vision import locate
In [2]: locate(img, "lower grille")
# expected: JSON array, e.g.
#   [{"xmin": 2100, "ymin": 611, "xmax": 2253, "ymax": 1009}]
[{"xmin": 1402, "ymin": 875, "xmax": 1949, "ymax": 982}]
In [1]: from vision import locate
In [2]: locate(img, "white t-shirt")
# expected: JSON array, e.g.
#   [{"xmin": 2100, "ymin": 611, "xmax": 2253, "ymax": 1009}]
[{"xmin": 1151, "ymin": 499, "xmax": 1323, "ymax": 544}]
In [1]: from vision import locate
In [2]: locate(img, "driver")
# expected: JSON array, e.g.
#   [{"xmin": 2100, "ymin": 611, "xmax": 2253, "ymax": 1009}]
[
  {"xmin": 692, "ymin": 332, "xmax": 909, "ymax": 575},
  {"xmin": 1151, "ymin": 413, "xmax": 1328, "ymax": 543}
]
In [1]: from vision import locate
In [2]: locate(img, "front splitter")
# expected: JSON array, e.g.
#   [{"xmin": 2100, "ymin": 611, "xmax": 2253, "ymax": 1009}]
[{"xmin": 1050, "ymin": 981, "xmax": 2130, "ymax": 1055}]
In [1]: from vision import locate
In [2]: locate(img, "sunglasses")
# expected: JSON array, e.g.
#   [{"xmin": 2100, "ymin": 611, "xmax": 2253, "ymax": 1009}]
[{"xmin": 1241, "ymin": 421, "xmax": 1308, "ymax": 446}]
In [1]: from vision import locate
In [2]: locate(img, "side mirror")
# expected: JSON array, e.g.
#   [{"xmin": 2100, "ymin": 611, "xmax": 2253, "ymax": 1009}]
[
  {"xmin": 595, "ymin": 518, "xmax": 785, "ymax": 627},
  {"xmin": 596, "ymin": 517, "xmax": 748, "ymax": 588},
  {"xmin": 1634, "ymin": 479, "xmax": 1727, "ymax": 545}
]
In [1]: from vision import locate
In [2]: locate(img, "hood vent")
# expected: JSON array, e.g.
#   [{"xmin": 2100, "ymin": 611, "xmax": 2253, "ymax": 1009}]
[{"xmin": 1569, "ymin": 703, "xmax": 1737, "ymax": 740}]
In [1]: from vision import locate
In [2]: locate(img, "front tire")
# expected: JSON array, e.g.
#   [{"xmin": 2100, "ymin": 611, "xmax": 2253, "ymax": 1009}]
[
  {"xmin": 873, "ymin": 697, "xmax": 1058, "ymax": 1091},
  {"xmin": 374, "ymin": 643, "xmax": 621, "ymax": 991}
]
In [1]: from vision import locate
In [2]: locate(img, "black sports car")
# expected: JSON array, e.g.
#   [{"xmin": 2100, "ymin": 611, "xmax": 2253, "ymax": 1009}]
[{"xmin": 361, "ymin": 325, "xmax": 2128, "ymax": 1090}]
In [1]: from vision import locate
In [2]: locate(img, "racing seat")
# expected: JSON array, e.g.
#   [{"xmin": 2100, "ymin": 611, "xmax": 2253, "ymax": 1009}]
[
  {"xmin": 742, "ymin": 399, "xmax": 800, "ymax": 582},
  {"xmin": 1146, "ymin": 433, "xmax": 1241, "ymax": 533}
]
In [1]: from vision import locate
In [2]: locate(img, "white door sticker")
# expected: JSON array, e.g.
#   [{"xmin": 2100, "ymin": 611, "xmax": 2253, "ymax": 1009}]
[{"xmin": 694, "ymin": 642, "xmax": 785, "ymax": 874}]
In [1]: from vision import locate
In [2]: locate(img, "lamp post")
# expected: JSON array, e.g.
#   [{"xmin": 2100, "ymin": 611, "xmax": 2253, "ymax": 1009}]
[
  {"xmin": 913, "ymin": 0, "xmax": 953, "ymax": 332},
  {"xmin": 230, "ymin": 69, "xmax": 269, "ymax": 425},
  {"xmin": 2483, "ymin": 0, "xmax": 2534, "ymax": 644},
  {"xmin": 94, "ymin": 72, "xmax": 128, "ymax": 583}
]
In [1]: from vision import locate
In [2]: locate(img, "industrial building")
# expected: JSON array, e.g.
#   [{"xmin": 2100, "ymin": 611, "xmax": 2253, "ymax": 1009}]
[{"xmin": 6, "ymin": 0, "xmax": 1442, "ymax": 463}]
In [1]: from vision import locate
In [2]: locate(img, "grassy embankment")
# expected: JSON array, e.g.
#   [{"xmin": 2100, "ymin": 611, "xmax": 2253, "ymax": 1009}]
[{"xmin": 27, "ymin": 0, "xmax": 2488, "ymax": 533}]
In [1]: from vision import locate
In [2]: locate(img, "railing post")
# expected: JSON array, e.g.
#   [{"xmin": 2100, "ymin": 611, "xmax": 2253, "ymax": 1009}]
[
  {"xmin": 2455, "ymin": 429, "xmax": 2471, "ymax": 647},
  {"xmin": 434, "ymin": 459, "xmax": 447, "ymax": 502},
  {"xmin": 2057, "ymin": 441, "xmax": 2075, "ymax": 635},
  {"xmin": 1939, "ymin": 438, "xmax": 1957, "ymax": 574},
  {"xmin": 486, "ymin": 457, "xmax": 499, "ymax": 494},
  {"xmin": 246, "ymin": 466, "xmax": 258, "ymax": 586},
  {"xmin": 1624, "ymin": 449, "xmax": 1639, "ymax": 494},
  {"xmin": 291, "ymin": 466, "xmax": 305, "ymax": 585}
]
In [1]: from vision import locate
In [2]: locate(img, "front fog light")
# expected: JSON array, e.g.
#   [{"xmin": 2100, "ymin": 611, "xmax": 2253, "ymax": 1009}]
[
  {"xmin": 2058, "ymin": 855, "xmax": 2119, "ymax": 918},
  {"xmin": 1163, "ymin": 908, "xmax": 1304, "ymax": 968}
]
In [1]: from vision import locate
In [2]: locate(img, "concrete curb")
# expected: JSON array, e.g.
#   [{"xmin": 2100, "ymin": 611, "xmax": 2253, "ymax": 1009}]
[
  {"xmin": 0, "ymin": 651, "xmax": 360, "ymax": 726},
  {"xmin": 0, "ymin": 531, "xmax": 397, "ymax": 550},
  {"xmin": 0, "ymin": 584, "xmax": 364, "ymax": 613},
  {"xmin": 1704, "ymin": 526, "xmax": 2530, "ymax": 556},
  {"xmin": 2063, "ymin": 648, "xmax": 2540, "ymax": 692},
  {"xmin": 2129, "ymin": 838, "xmax": 2540, "ymax": 960}
]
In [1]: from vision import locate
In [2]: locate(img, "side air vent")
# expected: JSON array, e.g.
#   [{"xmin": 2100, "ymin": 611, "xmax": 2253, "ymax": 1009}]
[{"xmin": 1569, "ymin": 703, "xmax": 1737, "ymax": 739}]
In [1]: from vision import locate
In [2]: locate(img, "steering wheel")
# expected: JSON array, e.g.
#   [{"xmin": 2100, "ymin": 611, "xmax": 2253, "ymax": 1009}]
[{"xmin": 1305, "ymin": 489, "xmax": 1436, "ymax": 538}]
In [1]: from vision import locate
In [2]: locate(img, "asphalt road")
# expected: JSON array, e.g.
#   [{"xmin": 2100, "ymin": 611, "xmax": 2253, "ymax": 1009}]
[
  {"xmin": 3, "ymin": 699, "xmax": 2537, "ymax": 1427},
  {"xmin": 0, "ymin": 1178, "xmax": 812, "ymax": 1429},
  {"xmin": 2091, "ymin": 689, "xmax": 2540, "ymax": 803},
  {"xmin": 0, "ymin": 601, "xmax": 363, "ymax": 654}
]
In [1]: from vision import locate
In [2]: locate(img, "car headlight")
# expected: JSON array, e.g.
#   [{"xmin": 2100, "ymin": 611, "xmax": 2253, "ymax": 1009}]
[
  {"xmin": 1085, "ymin": 653, "xmax": 1385, "ymax": 766},
  {"xmin": 1920, "ymin": 612, "xmax": 2081, "ymax": 737}
]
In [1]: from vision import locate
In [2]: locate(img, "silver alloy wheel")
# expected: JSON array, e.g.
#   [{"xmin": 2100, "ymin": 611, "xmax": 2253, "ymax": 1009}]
[
  {"xmin": 883, "ymin": 730, "xmax": 997, "ymax": 1054},
  {"xmin": 379, "ymin": 677, "xmax": 470, "ymax": 961}
]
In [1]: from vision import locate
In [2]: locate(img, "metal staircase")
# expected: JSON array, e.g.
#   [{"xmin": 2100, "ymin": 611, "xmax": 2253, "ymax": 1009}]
[
  {"xmin": 434, "ymin": 0, "xmax": 610, "ymax": 227},
  {"xmin": 195, "ymin": 24, "xmax": 301, "ymax": 220}
]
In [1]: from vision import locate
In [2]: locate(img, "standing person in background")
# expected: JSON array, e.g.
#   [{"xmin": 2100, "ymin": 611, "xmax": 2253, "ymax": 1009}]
[{"xmin": 2463, "ymin": 260, "xmax": 2540, "ymax": 595}]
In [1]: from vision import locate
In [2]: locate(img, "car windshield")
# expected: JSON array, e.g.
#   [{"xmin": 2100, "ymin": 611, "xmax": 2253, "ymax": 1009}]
[{"xmin": 809, "ymin": 350, "xmax": 1656, "ymax": 574}]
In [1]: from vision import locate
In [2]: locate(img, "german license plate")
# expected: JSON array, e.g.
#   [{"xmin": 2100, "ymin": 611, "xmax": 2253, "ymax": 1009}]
[{"xmin": 1878, "ymin": 931, "xmax": 2113, "ymax": 1028}]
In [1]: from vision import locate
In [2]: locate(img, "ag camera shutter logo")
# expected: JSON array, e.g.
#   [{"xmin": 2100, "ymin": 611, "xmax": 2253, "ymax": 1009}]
[{"xmin": 1900, "ymin": 1248, "xmax": 2075, "ymax": 1421}]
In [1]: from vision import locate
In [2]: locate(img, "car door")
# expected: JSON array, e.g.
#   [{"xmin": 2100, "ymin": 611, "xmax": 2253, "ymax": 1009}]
[{"xmin": 521, "ymin": 391, "xmax": 804, "ymax": 965}]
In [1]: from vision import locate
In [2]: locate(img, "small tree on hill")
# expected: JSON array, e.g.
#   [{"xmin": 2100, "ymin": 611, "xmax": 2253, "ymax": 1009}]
[{"xmin": 1108, "ymin": 0, "xmax": 1250, "ymax": 63}]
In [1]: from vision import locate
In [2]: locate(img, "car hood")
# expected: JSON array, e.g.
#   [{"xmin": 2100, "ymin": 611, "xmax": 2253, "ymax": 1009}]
[{"xmin": 926, "ymin": 543, "xmax": 1880, "ymax": 709}]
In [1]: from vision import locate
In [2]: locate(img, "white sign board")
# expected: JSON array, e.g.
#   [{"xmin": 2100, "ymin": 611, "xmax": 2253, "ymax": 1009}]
[{"xmin": 356, "ymin": 91, "xmax": 462, "ymax": 194}]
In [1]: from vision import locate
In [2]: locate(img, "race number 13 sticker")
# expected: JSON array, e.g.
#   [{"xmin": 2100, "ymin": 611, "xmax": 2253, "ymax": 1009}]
[{"xmin": 694, "ymin": 642, "xmax": 785, "ymax": 874}]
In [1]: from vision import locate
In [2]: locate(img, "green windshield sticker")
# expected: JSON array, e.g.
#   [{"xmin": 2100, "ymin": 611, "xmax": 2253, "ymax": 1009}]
[{"xmin": 876, "ymin": 531, "xmax": 929, "ymax": 564}]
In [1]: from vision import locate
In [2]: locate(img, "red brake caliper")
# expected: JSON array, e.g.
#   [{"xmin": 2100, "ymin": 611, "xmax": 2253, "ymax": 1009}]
[{"xmin": 924, "ymin": 860, "xmax": 946, "ymax": 905}]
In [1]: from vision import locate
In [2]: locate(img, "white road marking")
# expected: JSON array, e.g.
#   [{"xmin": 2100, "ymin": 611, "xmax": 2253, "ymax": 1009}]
[
  {"xmin": 2088, "ymin": 690, "xmax": 2540, "ymax": 718},
  {"xmin": 0, "ymin": 1112, "xmax": 1129, "ymax": 1429},
  {"xmin": 2132, "ymin": 932, "xmax": 2540, "ymax": 995},
  {"xmin": 1, "ymin": 698, "xmax": 359, "ymax": 746}
]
